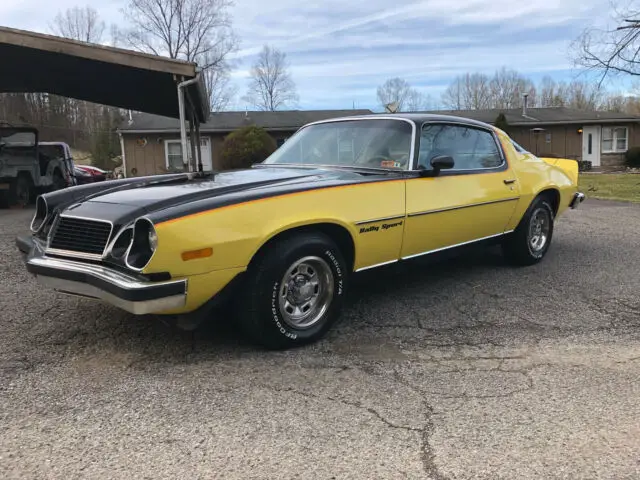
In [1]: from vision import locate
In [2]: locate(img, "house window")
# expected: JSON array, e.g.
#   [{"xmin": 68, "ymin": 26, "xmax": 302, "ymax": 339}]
[
  {"xmin": 165, "ymin": 140, "xmax": 185, "ymax": 171},
  {"xmin": 601, "ymin": 127, "xmax": 628, "ymax": 153}
]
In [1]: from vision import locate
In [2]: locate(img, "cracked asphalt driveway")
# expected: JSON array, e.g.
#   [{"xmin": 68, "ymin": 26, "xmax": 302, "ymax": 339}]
[{"xmin": 1, "ymin": 199, "xmax": 640, "ymax": 479}]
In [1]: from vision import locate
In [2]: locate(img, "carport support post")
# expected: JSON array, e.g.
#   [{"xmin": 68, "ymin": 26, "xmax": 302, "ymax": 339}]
[
  {"xmin": 194, "ymin": 118, "xmax": 202, "ymax": 172},
  {"xmin": 176, "ymin": 74, "xmax": 201, "ymax": 173},
  {"xmin": 177, "ymin": 78, "xmax": 189, "ymax": 172},
  {"xmin": 188, "ymin": 116, "xmax": 197, "ymax": 173}
]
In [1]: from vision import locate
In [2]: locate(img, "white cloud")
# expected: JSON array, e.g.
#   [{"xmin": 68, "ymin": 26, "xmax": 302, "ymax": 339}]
[{"xmin": 0, "ymin": 0, "xmax": 611, "ymax": 109}]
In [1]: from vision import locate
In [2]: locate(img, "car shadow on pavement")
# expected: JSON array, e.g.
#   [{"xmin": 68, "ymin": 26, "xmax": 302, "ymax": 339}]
[
  {"xmin": 141, "ymin": 244, "xmax": 512, "ymax": 358},
  {"xmin": 11, "ymin": 243, "xmax": 514, "ymax": 373}
]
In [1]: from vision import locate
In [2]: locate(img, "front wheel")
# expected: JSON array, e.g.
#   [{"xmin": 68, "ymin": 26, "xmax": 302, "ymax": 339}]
[
  {"xmin": 502, "ymin": 196, "xmax": 554, "ymax": 266},
  {"xmin": 237, "ymin": 232, "xmax": 348, "ymax": 349}
]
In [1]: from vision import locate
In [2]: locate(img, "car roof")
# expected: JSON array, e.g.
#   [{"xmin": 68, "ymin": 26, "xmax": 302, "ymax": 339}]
[{"xmin": 307, "ymin": 113, "xmax": 495, "ymax": 130}]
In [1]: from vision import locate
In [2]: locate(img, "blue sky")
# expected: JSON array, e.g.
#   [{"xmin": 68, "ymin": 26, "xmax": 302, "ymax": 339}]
[{"xmin": 0, "ymin": 0, "xmax": 621, "ymax": 110}]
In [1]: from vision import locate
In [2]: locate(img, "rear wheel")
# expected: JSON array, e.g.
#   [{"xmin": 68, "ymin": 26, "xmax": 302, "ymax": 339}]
[
  {"xmin": 236, "ymin": 232, "xmax": 348, "ymax": 349},
  {"xmin": 502, "ymin": 196, "xmax": 554, "ymax": 266}
]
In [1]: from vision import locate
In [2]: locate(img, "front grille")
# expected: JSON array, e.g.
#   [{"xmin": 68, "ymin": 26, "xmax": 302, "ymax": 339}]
[{"xmin": 49, "ymin": 216, "xmax": 112, "ymax": 256}]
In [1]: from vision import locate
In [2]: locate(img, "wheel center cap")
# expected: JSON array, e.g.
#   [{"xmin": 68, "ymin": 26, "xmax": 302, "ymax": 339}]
[{"xmin": 289, "ymin": 276, "xmax": 314, "ymax": 304}]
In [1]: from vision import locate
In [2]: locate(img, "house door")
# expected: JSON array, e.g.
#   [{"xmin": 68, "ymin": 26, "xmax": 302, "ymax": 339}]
[
  {"xmin": 582, "ymin": 126, "xmax": 601, "ymax": 166},
  {"xmin": 197, "ymin": 137, "xmax": 212, "ymax": 171}
]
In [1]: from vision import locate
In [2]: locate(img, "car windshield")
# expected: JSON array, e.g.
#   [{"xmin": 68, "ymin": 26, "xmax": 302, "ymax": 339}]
[{"xmin": 262, "ymin": 119, "xmax": 413, "ymax": 170}]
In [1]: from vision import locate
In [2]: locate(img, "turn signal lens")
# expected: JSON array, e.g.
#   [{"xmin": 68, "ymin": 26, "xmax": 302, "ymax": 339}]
[{"xmin": 181, "ymin": 247, "xmax": 213, "ymax": 261}]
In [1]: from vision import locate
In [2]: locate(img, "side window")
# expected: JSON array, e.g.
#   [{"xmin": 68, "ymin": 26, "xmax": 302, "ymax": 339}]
[{"xmin": 419, "ymin": 124, "xmax": 503, "ymax": 171}]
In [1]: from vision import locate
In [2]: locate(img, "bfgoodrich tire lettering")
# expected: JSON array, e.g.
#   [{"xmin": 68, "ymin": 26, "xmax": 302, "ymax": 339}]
[
  {"xmin": 237, "ymin": 232, "xmax": 348, "ymax": 349},
  {"xmin": 502, "ymin": 196, "xmax": 554, "ymax": 266}
]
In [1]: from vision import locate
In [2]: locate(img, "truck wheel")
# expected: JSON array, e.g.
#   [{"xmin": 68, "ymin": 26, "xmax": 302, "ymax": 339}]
[
  {"xmin": 9, "ymin": 175, "xmax": 31, "ymax": 207},
  {"xmin": 237, "ymin": 232, "xmax": 348, "ymax": 349},
  {"xmin": 502, "ymin": 196, "xmax": 554, "ymax": 266}
]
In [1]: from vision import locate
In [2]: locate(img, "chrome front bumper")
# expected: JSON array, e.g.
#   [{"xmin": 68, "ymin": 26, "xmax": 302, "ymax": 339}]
[
  {"xmin": 570, "ymin": 192, "xmax": 585, "ymax": 209},
  {"xmin": 19, "ymin": 236, "xmax": 186, "ymax": 315}
]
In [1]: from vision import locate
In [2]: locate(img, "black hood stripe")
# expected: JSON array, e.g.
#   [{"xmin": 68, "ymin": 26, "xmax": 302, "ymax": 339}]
[{"xmin": 152, "ymin": 176, "xmax": 407, "ymax": 226}]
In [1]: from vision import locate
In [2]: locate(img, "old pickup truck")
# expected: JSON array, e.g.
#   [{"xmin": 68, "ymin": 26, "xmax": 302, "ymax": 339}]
[{"xmin": 0, "ymin": 126, "xmax": 75, "ymax": 206}]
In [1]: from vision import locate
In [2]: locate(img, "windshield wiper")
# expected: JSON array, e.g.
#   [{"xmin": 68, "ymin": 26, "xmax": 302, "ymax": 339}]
[{"xmin": 254, "ymin": 163, "xmax": 403, "ymax": 174}]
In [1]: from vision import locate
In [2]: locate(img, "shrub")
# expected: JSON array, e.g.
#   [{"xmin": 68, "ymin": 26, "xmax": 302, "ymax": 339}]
[
  {"xmin": 624, "ymin": 146, "xmax": 640, "ymax": 168},
  {"xmin": 221, "ymin": 126, "xmax": 277, "ymax": 170},
  {"xmin": 494, "ymin": 113, "xmax": 510, "ymax": 132},
  {"xmin": 578, "ymin": 160, "xmax": 592, "ymax": 172}
]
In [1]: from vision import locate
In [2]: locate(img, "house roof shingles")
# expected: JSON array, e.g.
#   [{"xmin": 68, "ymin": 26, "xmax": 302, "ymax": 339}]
[
  {"xmin": 118, "ymin": 109, "xmax": 374, "ymax": 133},
  {"xmin": 423, "ymin": 107, "xmax": 640, "ymax": 126},
  {"xmin": 118, "ymin": 106, "xmax": 640, "ymax": 134}
]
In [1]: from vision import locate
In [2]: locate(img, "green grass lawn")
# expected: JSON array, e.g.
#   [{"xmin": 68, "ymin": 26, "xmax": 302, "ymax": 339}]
[{"xmin": 579, "ymin": 173, "xmax": 640, "ymax": 203}]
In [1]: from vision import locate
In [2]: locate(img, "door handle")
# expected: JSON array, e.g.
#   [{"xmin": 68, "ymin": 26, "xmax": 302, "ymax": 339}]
[{"xmin": 503, "ymin": 179, "xmax": 516, "ymax": 184}]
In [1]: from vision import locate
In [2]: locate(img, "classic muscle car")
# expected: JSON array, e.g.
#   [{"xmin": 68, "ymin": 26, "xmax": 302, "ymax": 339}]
[{"xmin": 16, "ymin": 114, "xmax": 584, "ymax": 349}]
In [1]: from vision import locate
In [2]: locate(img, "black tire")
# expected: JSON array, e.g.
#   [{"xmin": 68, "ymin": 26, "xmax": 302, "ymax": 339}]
[
  {"xmin": 236, "ymin": 232, "xmax": 348, "ymax": 350},
  {"xmin": 8, "ymin": 175, "xmax": 31, "ymax": 207},
  {"xmin": 502, "ymin": 196, "xmax": 554, "ymax": 266},
  {"xmin": 52, "ymin": 170, "xmax": 66, "ymax": 191}
]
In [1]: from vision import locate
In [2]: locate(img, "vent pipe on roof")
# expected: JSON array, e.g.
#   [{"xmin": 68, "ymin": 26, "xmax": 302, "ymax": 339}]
[{"xmin": 523, "ymin": 93, "xmax": 529, "ymax": 117}]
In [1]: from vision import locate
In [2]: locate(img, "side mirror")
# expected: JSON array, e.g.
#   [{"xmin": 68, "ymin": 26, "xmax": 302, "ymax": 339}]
[{"xmin": 430, "ymin": 155, "xmax": 455, "ymax": 171}]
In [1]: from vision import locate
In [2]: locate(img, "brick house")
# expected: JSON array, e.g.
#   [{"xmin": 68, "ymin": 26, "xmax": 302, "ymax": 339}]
[
  {"xmin": 116, "ymin": 109, "xmax": 372, "ymax": 176},
  {"xmin": 429, "ymin": 107, "xmax": 640, "ymax": 169},
  {"xmin": 117, "ymin": 106, "xmax": 640, "ymax": 176}
]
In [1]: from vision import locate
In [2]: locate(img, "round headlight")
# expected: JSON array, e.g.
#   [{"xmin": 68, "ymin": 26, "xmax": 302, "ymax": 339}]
[
  {"xmin": 125, "ymin": 218, "xmax": 158, "ymax": 271},
  {"xmin": 148, "ymin": 228, "xmax": 158, "ymax": 251}
]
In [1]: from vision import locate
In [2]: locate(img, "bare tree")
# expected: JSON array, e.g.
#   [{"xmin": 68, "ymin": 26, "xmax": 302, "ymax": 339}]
[
  {"xmin": 441, "ymin": 79, "xmax": 463, "ymax": 109},
  {"xmin": 574, "ymin": 2, "xmax": 640, "ymax": 85},
  {"xmin": 489, "ymin": 68, "xmax": 535, "ymax": 109},
  {"xmin": 377, "ymin": 78, "xmax": 412, "ymax": 111},
  {"xmin": 121, "ymin": 0, "xmax": 236, "ymax": 66},
  {"xmin": 563, "ymin": 80, "xmax": 604, "ymax": 110},
  {"xmin": 50, "ymin": 6, "xmax": 105, "ymax": 43},
  {"xmin": 442, "ymin": 73, "xmax": 492, "ymax": 110},
  {"xmin": 376, "ymin": 77, "xmax": 432, "ymax": 112},
  {"xmin": 404, "ymin": 89, "xmax": 426, "ymax": 111},
  {"xmin": 121, "ymin": 0, "xmax": 237, "ymax": 109},
  {"xmin": 204, "ymin": 67, "xmax": 237, "ymax": 112},
  {"xmin": 243, "ymin": 46, "xmax": 298, "ymax": 111},
  {"xmin": 538, "ymin": 76, "xmax": 563, "ymax": 107}
]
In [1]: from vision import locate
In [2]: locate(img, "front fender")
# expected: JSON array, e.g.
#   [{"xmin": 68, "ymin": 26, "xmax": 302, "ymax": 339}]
[
  {"xmin": 146, "ymin": 179, "xmax": 406, "ymax": 276},
  {"xmin": 148, "ymin": 207, "xmax": 357, "ymax": 277}
]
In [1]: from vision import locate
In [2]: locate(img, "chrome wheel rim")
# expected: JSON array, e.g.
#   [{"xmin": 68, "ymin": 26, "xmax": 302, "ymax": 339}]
[
  {"xmin": 528, "ymin": 207, "xmax": 550, "ymax": 255},
  {"xmin": 278, "ymin": 256, "xmax": 334, "ymax": 329}
]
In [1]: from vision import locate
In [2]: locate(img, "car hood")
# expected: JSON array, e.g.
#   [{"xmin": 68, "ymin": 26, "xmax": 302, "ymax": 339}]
[
  {"xmin": 56, "ymin": 166, "xmax": 399, "ymax": 227},
  {"xmin": 84, "ymin": 167, "xmax": 321, "ymax": 208}
]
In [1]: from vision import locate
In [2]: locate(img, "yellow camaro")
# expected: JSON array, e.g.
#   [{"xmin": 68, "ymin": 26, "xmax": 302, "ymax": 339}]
[{"xmin": 17, "ymin": 114, "xmax": 584, "ymax": 349}]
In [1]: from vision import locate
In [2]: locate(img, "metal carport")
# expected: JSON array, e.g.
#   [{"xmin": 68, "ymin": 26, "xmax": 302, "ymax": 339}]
[{"xmin": 0, "ymin": 26, "xmax": 209, "ymax": 175}]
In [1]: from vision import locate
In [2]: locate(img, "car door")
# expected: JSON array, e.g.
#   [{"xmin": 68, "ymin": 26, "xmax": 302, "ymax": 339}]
[{"xmin": 400, "ymin": 122, "xmax": 521, "ymax": 260}]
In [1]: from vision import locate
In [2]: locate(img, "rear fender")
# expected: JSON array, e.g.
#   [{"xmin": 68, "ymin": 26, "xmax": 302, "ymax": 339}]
[{"xmin": 540, "ymin": 157, "xmax": 579, "ymax": 186}]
